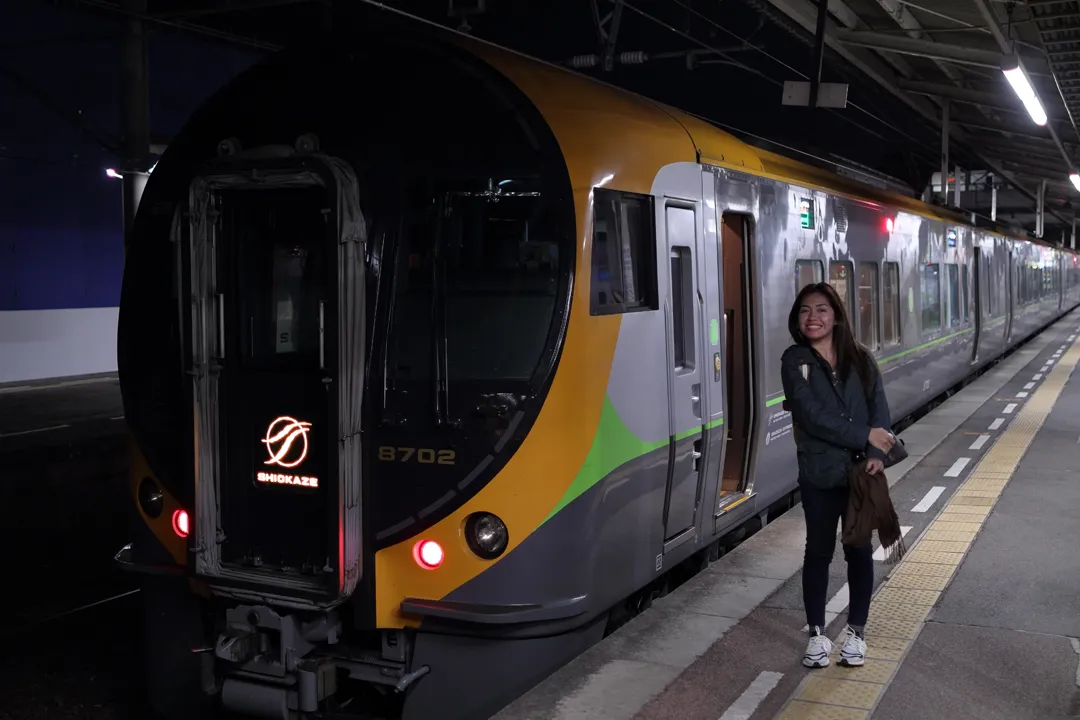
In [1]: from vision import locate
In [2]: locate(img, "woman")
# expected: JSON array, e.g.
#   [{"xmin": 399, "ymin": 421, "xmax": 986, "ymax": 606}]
[{"xmin": 780, "ymin": 282, "xmax": 894, "ymax": 670}]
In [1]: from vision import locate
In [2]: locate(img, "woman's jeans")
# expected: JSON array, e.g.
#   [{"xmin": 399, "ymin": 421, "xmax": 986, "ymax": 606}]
[{"xmin": 800, "ymin": 481, "xmax": 873, "ymax": 630}]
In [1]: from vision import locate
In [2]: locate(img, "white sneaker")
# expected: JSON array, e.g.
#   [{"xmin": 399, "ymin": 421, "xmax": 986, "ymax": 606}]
[
  {"xmin": 803, "ymin": 629, "xmax": 833, "ymax": 668},
  {"xmin": 838, "ymin": 626, "xmax": 866, "ymax": 667}
]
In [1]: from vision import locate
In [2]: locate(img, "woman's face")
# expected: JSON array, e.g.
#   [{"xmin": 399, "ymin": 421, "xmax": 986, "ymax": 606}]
[{"xmin": 798, "ymin": 292, "xmax": 835, "ymax": 342}]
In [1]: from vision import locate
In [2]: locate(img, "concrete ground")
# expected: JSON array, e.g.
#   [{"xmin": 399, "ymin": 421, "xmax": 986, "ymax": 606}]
[
  {"xmin": 0, "ymin": 373, "xmax": 126, "ymax": 462},
  {"xmin": 0, "ymin": 373, "xmax": 137, "ymax": 718},
  {"xmin": 872, "ymin": 339, "xmax": 1080, "ymax": 720},
  {"xmin": 493, "ymin": 310, "xmax": 1080, "ymax": 720}
]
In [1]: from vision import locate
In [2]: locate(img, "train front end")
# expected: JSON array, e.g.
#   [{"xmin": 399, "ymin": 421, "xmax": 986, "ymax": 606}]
[{"xmin": 116, "ymin": 26, "xmax": 582, "ymax": 720}]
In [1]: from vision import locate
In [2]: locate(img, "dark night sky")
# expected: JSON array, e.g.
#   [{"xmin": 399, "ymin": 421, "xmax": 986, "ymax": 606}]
[
  {"xmin": 0, "ymin": 2, "xmax": 260, "ymax": 310},
  {"xmin": 0, "ymin": 0, "xmax": 947, "ymax": 311}
]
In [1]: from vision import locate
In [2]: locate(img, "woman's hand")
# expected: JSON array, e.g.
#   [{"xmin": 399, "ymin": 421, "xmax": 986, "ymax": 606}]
[
  {"xmin": 869, "ymin": 427, "xmax": 895, "ymax": 453},
  {"xmin": 865, "ymin": 458, "xmax": 884, "ymax": 474}
]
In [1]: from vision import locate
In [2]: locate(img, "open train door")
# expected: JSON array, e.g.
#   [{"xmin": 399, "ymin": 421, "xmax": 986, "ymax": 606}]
[
  {"xmin": 972, "ymin": 246, "xmax": 983, "ymax": 364},
  {"xmin": 184, "ymin": 142, "xmax": 365, "ymax": 611},
  {"xmin": 714, "ymin": 212, "xmax": 757, "ymax": 520}
]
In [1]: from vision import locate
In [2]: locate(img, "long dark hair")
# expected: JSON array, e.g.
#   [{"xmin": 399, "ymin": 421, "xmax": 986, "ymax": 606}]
[{"xmin": 788, "ymin": 282, "xmax": 877, "ymax": 396}]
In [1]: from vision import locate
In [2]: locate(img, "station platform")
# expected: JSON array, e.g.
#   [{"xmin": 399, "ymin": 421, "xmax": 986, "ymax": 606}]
[
  {"xmin": 0, "ymin": 373, "xmax": 125, "ymax": 462},
  {"xmin": 494, "ymin": 310, "xmax": 1080, "ymax": 720}
]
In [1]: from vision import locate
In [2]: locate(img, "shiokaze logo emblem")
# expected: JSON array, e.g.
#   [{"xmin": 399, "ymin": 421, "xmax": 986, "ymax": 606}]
[{"xmin": 262, "ymin": 416, "xmax": 312, "ymax": 468}]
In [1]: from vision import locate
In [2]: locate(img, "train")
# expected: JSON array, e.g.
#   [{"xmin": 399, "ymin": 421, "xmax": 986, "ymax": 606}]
[{"xmin": 114, "ymin": 13, "xmax": 1080, "ymax": 720}]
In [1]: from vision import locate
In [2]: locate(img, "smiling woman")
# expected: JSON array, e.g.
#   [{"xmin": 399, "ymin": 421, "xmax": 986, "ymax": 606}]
[{"xmin": 781, "ymin": 280, "xmax": 894, "ymax": 670}]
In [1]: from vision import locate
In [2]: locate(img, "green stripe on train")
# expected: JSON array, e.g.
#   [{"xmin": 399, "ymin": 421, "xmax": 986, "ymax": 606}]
[
  {"xmin": 544, "ymin": 326, "xmax": 975, "ymax": 521},
  {"xmin": 543, "ymin": 396, "xmax": 722, "ymax": 522}
]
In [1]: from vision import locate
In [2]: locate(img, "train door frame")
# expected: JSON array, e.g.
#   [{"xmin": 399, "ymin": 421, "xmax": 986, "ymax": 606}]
[
  {"xmin": 713, "ymin": 210, "xmax": 759, "ymax": 519},
  {"xmin": 660, "ymin": 198, "xmax": 707, "ymax": 552},
  {"xmin": 183, "ymin": 156, "xmax": 366, "ymax": 610},
  {"xmin": 972, "ymin": 245, "xmax": 983, "ymax": 364},
  {"xmin": 1059, "ymin": 252, "xmax": 1065, "ymax": 311},
  {"xmin": 1005, "ymin": 246, "xmax": 1015, "ymax": 344}
]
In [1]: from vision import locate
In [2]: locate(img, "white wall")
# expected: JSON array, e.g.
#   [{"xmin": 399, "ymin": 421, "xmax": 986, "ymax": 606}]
[{"xmin": 0, "ymin": 307, "xmax": 118, "ymax": 384}]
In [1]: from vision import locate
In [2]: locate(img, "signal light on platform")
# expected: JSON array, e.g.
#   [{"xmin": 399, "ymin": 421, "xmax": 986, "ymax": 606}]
[
  {"xmin": 172, "ymin": 509, "xmax": 190, "ymax": 539},
  {"xmin": 413, "ymin": 540, "xmax": 444, "ymax": 570},
  {"xmin": 885, "ymin": 217, "xmax": 894, "ymax": 234}
]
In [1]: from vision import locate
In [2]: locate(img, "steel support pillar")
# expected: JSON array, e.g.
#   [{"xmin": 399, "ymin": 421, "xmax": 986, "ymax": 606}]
[
  {"xmin": 808, "ymin": 0, "xmax": 828, "ymax": 109},
  {"xmin": 940, "ymin": 100, "xmax": 949, "ymax": 204},
  {"xmin": 121, "ymin": 0, "xmax": 150, "ymax": 248}
]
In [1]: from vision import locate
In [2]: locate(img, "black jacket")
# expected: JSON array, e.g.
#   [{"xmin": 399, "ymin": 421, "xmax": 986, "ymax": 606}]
[{"xmin": 780, "ymin": 344, "xmax": 891, "ymax": 490}]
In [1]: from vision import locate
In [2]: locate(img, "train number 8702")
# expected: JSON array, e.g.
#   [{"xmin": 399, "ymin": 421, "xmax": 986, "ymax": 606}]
[{"xmin": 377, "ymin": 446, "xmax": 456, "ymax": 465}]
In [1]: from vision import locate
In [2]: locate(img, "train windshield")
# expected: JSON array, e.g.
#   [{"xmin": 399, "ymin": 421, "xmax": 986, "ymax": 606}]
[{"xmin": 381, "ymin": 176, "xmax": 560, "ymax": 414}]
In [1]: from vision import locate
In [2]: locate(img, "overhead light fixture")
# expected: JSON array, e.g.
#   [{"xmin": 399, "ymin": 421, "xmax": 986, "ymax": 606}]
[
  {"xmin": 1001, "ymin": 54, "xmax": 1047, "ymax": 126},
  {"xmin": 1070, "ymin": 173, "xmax": 1080, "ymax": 193}
]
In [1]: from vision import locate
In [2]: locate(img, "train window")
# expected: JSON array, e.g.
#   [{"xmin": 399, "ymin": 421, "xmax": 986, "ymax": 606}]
[
  {"xmin": 921, "ymin": 263, "xmax": 941, "ymax": 333},
  {"xmin": 796, "ymin": 259, "xmax": 823, "ymax": 290},
  {"xmin": 590, "ymin": 188, "xmax": 659, "ymax": 315},
  {"xmin": 670, "ymin": 246, "xmax": 695, "ymax": 370},
  {"xmin": 225, "ymin": 186, "xmax": 329, "ymax": 370},
  {"xmin": 946, "ymin": 263, "xmax": 961, "ymax": 327},
  {"xmin": 857, "ymin": 262, "xmax": 880, "ymax": 351},
  {"xmin": 829, "ymin": 261, "xmax": 853, "ymax": 314},
  {"xmin": 382, "ymin": 176, "xmax": 566, "ymax": 388},
  {"xmin": 883, "ymin": 262, "xmax": 901, "ymax": 347}
]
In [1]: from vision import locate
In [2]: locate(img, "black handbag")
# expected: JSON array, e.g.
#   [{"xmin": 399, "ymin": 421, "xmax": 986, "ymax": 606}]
[{"xmin": 881, "ymin": 434, "xmax": 908, "ymax": 469}]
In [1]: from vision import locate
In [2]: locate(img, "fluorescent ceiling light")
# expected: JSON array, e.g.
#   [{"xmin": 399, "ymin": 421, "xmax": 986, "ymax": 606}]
[
  {"xmin": 1070, "ymin": 173, "xmax": 1080, "ymax": 193},
  {"xmin": 1002, "ymin": 55, "xmax": 1047, "ymax": 126}
]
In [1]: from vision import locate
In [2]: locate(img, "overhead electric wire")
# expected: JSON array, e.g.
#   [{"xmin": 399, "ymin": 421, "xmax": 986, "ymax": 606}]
[{"xmin": 635, "ymin": 0, "xmax": 945, "ymax": 162}]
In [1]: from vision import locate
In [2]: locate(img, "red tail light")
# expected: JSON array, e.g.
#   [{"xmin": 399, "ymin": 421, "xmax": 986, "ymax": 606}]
[
  {"xmin": 413, "ymin": 540, "xmax": 444, "ymax": 570},
  {"xmin": 172, "ymin": 509, "xmax": 190, "ymax": 538}
]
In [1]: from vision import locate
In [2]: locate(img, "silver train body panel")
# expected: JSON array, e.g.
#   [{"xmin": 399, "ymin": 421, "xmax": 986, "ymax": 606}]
[{"xmin": 445, "ymin": 159, "xmax": 1080, "ymax": 627}]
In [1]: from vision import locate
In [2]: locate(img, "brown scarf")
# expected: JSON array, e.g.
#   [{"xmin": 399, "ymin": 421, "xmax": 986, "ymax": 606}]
[{"xmin": 841, "ymin": 461, "xmax": 906, "ymax": 564}]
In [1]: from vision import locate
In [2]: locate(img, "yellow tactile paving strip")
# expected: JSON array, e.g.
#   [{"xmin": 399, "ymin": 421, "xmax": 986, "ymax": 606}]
[{"xmin": 773, "ymin": 334, "xmax": 1080, "ymax": 720}]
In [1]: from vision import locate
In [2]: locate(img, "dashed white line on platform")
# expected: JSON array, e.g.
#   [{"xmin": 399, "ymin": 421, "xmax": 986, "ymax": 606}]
[
  {"xmin": 1024, "ymin": 382, "xmax": 1035, "ymax": 390},
  {"xmin": 0, "ymin": 424, "xmax": 71, "ymax": 438},
  {"xmin": 1034, "ymin": 374, "xmax": 1043, "ymax": 380},
  {"xmin": 1017, "ymin": 391, "xmax": 1029, "ymax": 398},
  {"xmin": 944, "ymin": 458, "xmax": 971, "ymax": 477},
  {"xmin": 718, "ymin": 671, "xmax": 784, "ymax": 720},
  {"xmin": 989, "ymin": 418, "xmax": 1005, "ymax": 430},
  {"xmin": 913, "ymin": 486, "xmax": 946, "ymax": 513},
  {"xmin": 1004, "ymin": 403, "xmax": 1018, "ymax": 414},
  {"xmin": 969, "ymin": 434, "xmax": 991, "ymax": 450}
]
